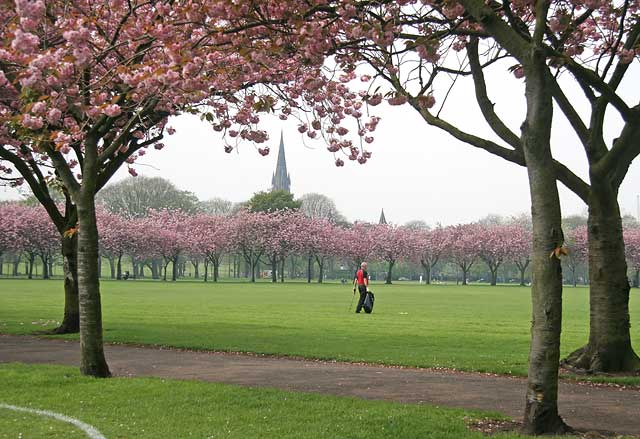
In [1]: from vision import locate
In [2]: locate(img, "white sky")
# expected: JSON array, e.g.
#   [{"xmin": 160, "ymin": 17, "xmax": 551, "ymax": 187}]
[{"xmin": 2, "ymin": 63, "xmax": 639, "ymax": 227}]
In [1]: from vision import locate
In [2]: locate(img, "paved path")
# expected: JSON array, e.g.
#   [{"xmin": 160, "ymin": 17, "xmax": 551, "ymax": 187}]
[{"xmin": 1, "ymin": 335, "xmax": 638, "ymax": 436}]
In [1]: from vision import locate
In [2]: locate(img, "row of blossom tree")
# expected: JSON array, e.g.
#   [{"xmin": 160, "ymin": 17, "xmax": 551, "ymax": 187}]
[{"xmin": 4, "ymin": 202, "xmax": 640, "ymax": 287}]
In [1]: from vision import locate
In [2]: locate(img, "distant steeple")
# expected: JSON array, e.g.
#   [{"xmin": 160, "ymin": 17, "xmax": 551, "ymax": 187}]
[
  {"xmin": 271, "ymin": 130, "xmax": 291, "ymax": 193},
  {"xmin": 379, "ymin": 208, "xmax": 387, "ymax": 224}
]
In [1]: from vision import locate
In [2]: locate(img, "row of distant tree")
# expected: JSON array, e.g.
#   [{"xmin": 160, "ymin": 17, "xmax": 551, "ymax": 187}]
[{"xmin": 3, "ymin": 177, "xmax": 640, "ymax": 286}]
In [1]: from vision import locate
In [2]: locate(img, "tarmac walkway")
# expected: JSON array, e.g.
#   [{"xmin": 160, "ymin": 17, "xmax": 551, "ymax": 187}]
[{"xmin": 1, "ymin": 335, "xmax": 638, "ymax": 436}]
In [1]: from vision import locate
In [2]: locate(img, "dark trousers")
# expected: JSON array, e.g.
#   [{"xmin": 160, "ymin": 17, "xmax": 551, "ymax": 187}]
[{"xmin": 355, "ymin": 285, "xmax": 367, "ymax": 313}]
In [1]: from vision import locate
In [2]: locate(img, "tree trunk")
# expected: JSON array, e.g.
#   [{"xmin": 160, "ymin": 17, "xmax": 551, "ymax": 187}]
[
  {"xmin": 151, "ymin": 260, "xmax": 159, "ymax": 279},
  {"xmin": 116, "ymin": 254, "xmax": 122, "ymax": 280},
  {"xmin": 48, "ymin": 258, "xmax": 53, "ymax": 278},
  {"xmin": 423, "ymin": 261, "xmax": 432, "ymax": 285},
  {"xmin": 41, "ymin": 255, "xmax": 49, "ymax": 279},
  {"xmin": 172, "ymin": 258, "xmax": 178, "ymax": 282},
  {"xmin": 27, "ymin": 254, "xmax": 36, "ymax": 279},
  {"xmin": 250, "ymin": 258, "xmax": 256, "ymax": 283},
  {"xmin": 316, "ymin": 256, "xmax": 324, "ymax": 283},
  {"xmin": 12, "ymin": 257, "xmax": 19, "ymax": 276},
  {"xmin": 290, "ymin": 255, "xmax": 296, "ymax": 279},
  {"xmin": 193, "ymin": 260, "xmax": 199, "ymax": 279},
  {"xmin": 563, "ymin": 186, "xmax": 640, "ymax": 372},
  {"xmin": 460, "ymin": 265, "xmax": 468, "ymax": 286},
  {"xmin": 108, "ymin": 257, "xmax": 115, "ymax": 279},
  {"xmin": 385, "ymin": 260, "xmax": 395, "ymax": 284},
  {"xmin": 214, "ymin": 259, "xmax": 219, "ymax": 282},
  {"xmin": 51, "ymin": 233, "xmax": 80, "ymax": 334},
  {"xmin": 76, "ymin": 182, "xmax": 110, "ymax": 377},
  {"xmin": 280, "ymin": 257, "xmax": 285, "ymax": 282},
  {"xmin": 0, "ymin": 255, "xmax": 3, "ymax": 276},
  {"xmin": 204, "ymin": 259, "xmax": 209, "ymax": 282},
  {"xmin": 307, "ymin": 255, "xmax": 313, "ymax": 283},
  {"xmin": 490, "ymin": 266, "xmax": 498, "ymax": 286},
  {"xmin": 271, "ymin": 255, "xmax": 278, "ymax": 283},
  {"xmin": 516, "ymin": 261, "xmax": 529, "ymax": 286},
  {"xmin": 519, "ymin": 57, "xmax": 568, "ymax": 435},
  {"xmin": 634, "ymin": 269, "xmax": 639, "ymax": 289}
]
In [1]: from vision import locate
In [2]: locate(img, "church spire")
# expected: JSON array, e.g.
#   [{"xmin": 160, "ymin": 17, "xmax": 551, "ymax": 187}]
[
  {"xmin": 271, "ymin": 130, "xmax": 291, "ymax": 193},
  {"xmin": 379, "ymin": 208, "xmax": 387, "ymax": 224}
]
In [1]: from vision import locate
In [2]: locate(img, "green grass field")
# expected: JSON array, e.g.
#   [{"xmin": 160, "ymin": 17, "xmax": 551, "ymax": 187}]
[
  {"xmin": 1, "ymin": 279, "xmax": 639, "ymax": 384},
  {"xmin": 0, "ymin": 363, "xmax": 593, "ymax": 439}
]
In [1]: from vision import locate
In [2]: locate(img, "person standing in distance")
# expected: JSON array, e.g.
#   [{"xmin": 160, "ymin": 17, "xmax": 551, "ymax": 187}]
[{"xmin": 353, "ymin": 262, "xmax": 370, "ymax": 313}]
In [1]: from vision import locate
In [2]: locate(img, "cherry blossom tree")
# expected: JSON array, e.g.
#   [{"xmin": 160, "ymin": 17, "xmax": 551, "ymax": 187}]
[
  {"xmin": 190, "ymin": 214, "xmax": 233, "ymax": 283},
  {"xmin": 624, "ymin": 227, "xmax": 640, "ymax": 287},
  {"xmin": 97, "ymin": 209, "xmax": 132, "ymax": 280},
  {"xmin": 447, "ymin": 223, "xmax": 483, "ymax": 286},
  {"xmin": 143, "ymin": 210, "xmax": 192, "ymax": 282},
  {"xmin": 337, "ymin": 222, "xmax": 377, "ymax": 275},
  {"xmin": 297, "ymin": 217, "xmax": 340, "ymax": 283},
  {"xmin": 509, "ymin": 222, "xmax": 533, "ymax": 287},
  {"xmin": 322, "ymin": 0, "xmax": 640, "ymax": 383},
  {"xmin": 372, "ymin": 224, "xmax": 412, "ymax": 284},
  {"xmin": 564, "ymin": 226, "xmax": 589, "ymax": 288},
  {"xmin": 229, "ymin": 210, "xmax": 272, "ymax": 283},
  {"xmin": 0, "ymin": 1, "xmax": 379, "ymax": 377},
  {"xmin": 412, "ymin": 227, "xmax": 450, "ymax": 285},
  {"xmin": 477, "ymin": 224, "xmax": 523, "ymax": 286}
]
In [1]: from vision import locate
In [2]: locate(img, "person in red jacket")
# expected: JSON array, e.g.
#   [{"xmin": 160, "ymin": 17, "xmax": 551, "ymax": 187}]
[{"xmin": 352, "ymin": 262, "xmax": 370, "ymax": 313}]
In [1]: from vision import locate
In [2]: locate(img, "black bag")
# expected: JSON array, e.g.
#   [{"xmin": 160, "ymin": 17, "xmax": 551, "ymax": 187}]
[{"xmin": 363, "ymin": 291, "xmax": 375, "ymax": 314}]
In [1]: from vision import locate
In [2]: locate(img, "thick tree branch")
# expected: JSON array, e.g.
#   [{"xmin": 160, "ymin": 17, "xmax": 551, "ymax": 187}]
[
  {"xmin": 468, "ymin": 38, "xmax": 522, "ymax": 150},
  {"xmin": 407, "ymin": 98, "xmax": 525, "ymax": 166},
  {"xmin": 597, "ymin": 107, "xmax": 640, "ymax": 190},
  {"xmin": 0, "ymin": 146, "xmax": 65, "ymax": 230},
  {"xmin": 459, "ymin": 0, "xmax": 530, "ymax": 62}
]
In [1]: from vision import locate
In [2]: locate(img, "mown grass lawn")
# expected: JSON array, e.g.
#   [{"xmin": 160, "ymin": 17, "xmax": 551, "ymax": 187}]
[
  {"xmin": 1, "ymin": 279, "xmax": 638, "ymax": 384},
  {"xmin": 0, "ymin": 363, "xmax": 597, "ymax": 439}
]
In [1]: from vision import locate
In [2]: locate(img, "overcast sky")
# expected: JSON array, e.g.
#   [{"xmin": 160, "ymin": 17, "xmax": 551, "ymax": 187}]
[{"xmin": 2, "ymin": 63, "xmax": 638, "ymax": 227}]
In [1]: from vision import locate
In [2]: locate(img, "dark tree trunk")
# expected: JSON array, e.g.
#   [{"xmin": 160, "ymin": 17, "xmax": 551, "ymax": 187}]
[
  {"xmin": 151, "ymin": 260, "xmax": 159, "ymax": 279},
  {"xmin": 204, "ymin": 259, "xmax": 209, "ymax": 282},
  {"xmin": 385, "ymin": 260, "xmax": 395, "ymax": 284},
  {"xmin": 563, "ymin": 186, "xmax": 640, "ymax": 372},
  {"xmin": 163, "ymin": 262, "xmax": 168, "ymax": 281},
  {"xmin": 116, "ymin": 254, "xmax": 122, "ymax": 280},
  {"xmin": 250, "ymin": 259, "xmax": 256, "ymax": 283},
  {"xmin": 47, "ymin": 258, "xmax": 53, "ymax": 278},
  {"xmin": 290, "ymin": 255, "xmax": 296, "ymax": 279},
  {"xmin": 307, "ymin": 255, "xmax": 313, "ymax": 283},
  {"xmin": 172, "ymin": 258, "xmax": 178, "ymax": 281},
  {"xmin": 519, "ymin": 55, "xmax": 568, "ymax": 435},
  {"xmin": 280, "ymin": 257, "xmax": 285, "ymax": 282},
  {"xmin": 131, "ymin": 259, "xmax": 138, "ymax": 279},
  {"xmin": 459, "ymin": 265, "xmax": 468, "ymax": 286},
  {"xmin": 108, "ymin": 257, "xmax": 115, "ymax": 279},
  {"xmin": 271, "ymin": 255, "xmax": 278, "ymax": 283},
  {"xmin": 193, "ymin": 260, "xmax": 199, "ymax": 279},
  {"xmin": 316, "ymin": 256, "xmax": 324, "ymax": 283},
  {"xmin": 634, "ymin": 269, "xmax": 639, "ymax": 288},
  {"xmin": 12, "ymin": 257, "xmax": 19, "ymax": 276},
  {"xmin": 421, "ymin": 261, "xmax": 432, "ymax": 285},
  {"xmin": 516, "ymin": 260, "xmax": 530, "ymax": 286},
  {"xmin": 51, "ymin": 233, "xmax": 80, "ymax": 334},
  {"xmin": 213, "ymin": 257, "xmax": 220, "ymax": 282},
  {"xmin": 487, "ymin": 263, "xmax": 500, "ymax": 286},
  {"xmin": 76, "ymin": 172, "xmax": 110, "ymax": 378},
  {"xmin": 0, "ymin": 256, "xmax": 3, "ymax": 276},
  {"xmin": 41, "ymin": 255, "xmax": 49, "ymax": 279},
  {"xmin": 27, "ymin": 253, "xmax": 35, "ymax": 279}
]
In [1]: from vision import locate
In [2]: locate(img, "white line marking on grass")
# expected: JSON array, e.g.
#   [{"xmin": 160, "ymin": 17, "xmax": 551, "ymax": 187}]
[{"xmin": 0, "ymin": 403, "xmax": 107, "ymax": 439}]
